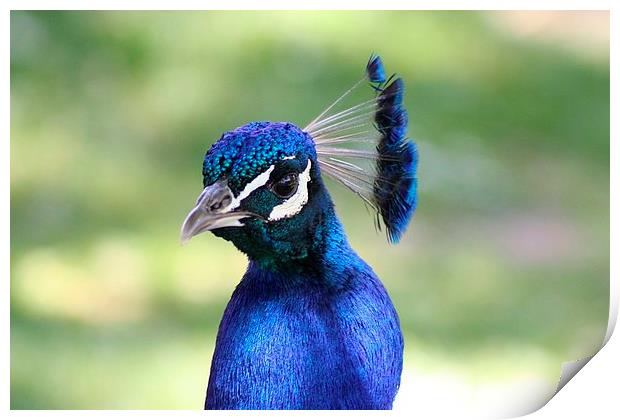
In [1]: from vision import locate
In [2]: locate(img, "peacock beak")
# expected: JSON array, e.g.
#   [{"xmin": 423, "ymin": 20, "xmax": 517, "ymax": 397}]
[{"xmin": 180, "ymin": 180, "xmax": 256, "ymax": 244}]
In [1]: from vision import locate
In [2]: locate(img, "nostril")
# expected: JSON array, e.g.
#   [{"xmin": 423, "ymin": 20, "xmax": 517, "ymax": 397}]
[{"xmin": 205, "ymin": 190, "xmax": 233, "ymax": 213}]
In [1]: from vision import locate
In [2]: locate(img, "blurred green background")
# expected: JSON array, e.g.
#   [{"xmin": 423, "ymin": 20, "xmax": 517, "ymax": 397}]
[{"xmin": 10, "ymin": 11, "xmax": 609, "ymax": 413}]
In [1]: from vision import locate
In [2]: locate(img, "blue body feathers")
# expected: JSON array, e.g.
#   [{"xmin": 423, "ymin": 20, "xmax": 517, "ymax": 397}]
[{"xmin": 206, "ymin": 216, "xmax": 403, "ymax": 409}]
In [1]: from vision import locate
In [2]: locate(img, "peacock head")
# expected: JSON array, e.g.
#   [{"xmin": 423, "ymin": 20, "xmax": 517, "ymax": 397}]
[
  {"xmin": 181, "ymin": 121, "xmax": 332, "ymax": 264},
  {"xmin": 181, "ymin": 54, "xmax": 419, "ymax": 267}
]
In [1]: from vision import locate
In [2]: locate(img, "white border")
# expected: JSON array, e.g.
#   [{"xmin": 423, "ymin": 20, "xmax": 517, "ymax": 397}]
[
  {"xmin": 0, "ymin": 0, "xmax": 615, "ymax": 10},
  {"xmin": 2, "ymin": 2, "xmax": 10, "ymax": 416},
  {"xmin": 3, "ymin": 3, "xmax": 615, "ymax": 418}
]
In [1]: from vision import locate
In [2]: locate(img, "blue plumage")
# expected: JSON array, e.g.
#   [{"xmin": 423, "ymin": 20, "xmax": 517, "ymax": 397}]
[
  {"xmin": 366, "ymin": 53, "xmax": 386, "ymax": 84},
  {"xmin": 373, "ymin": 77, "xmax": 418, "ymax": 243},
  {"xmin": 309, "ymin": 55, "xmax": 418, "ymax": 243},
  {"xmin": 180, "ymin": 55, "xmax": 417, "ymax": 410},
  {"xmin": 206, "ymin": 219, "xmax": 403, "ymax": 409}
]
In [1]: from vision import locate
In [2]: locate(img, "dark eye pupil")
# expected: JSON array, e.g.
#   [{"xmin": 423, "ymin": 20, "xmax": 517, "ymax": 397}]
[{"xmin": 272, "ymin": 173, "xmax": 298, "ymax": 198}]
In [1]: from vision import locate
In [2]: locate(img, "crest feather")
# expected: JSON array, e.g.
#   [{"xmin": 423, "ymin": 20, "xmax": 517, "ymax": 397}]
[{"xmin": 304, "ymin": 55, "xmax": 418, "ymax": 243}]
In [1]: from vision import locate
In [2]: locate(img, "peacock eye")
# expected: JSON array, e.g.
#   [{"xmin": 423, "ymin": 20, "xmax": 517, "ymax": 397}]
[{"xmin": 271, "ymin": 172, "xmax": 299, "ymax": 199}]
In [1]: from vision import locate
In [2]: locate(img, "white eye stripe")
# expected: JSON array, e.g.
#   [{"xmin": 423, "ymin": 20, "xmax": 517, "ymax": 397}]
[
  {"xmin": 227, "ymin": 165, "xmax": 275, "ymax": 211},
  {"xmin": 268, "ymin": 159, "xmax": 312, "ymax": 222}
]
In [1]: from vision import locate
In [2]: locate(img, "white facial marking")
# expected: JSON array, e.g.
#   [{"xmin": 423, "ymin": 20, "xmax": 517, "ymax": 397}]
[
  {"xmin": 227, "ymin": 165, "xmax": 275, "ymax": 211},
  {"xmin": 283, "ymin": 155, "xmax": 296, "ymax": 160},
  {"xmin": 268, "ymin": 159, "xmax": 312, "ymax": 222}
]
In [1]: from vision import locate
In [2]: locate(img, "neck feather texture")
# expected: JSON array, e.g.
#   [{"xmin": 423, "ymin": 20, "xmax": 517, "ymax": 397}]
[{"xmin": 205, "ymin": 214, "xmax": 404, "ymax": 409}]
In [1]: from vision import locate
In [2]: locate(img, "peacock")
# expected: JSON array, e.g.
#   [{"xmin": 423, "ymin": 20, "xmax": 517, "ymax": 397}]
[{"xmin": 180, "ymin": 54, "xmax": 418, "ymax": 410}]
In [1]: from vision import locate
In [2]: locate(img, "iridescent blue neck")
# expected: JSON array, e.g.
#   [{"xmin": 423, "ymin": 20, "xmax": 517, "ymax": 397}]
[
  {"xmin": 206, "ymin": 214, "xmax": 403, "ymax": 409},
  {"xmin": 248, "ymin": 203, "xmax": 359, "ymax": 285}
]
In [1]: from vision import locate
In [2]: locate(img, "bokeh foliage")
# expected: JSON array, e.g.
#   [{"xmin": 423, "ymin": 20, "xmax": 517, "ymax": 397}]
[{"xmin": 11, "ymin": 11, "xmax": 609, "ymax": 410}]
